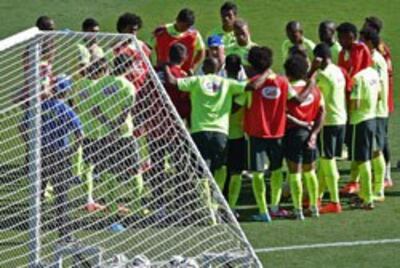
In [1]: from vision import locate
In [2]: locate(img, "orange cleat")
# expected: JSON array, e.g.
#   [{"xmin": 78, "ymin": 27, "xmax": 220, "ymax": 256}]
[
  {"xmin": 319, "ymin": 202, "xmax": 342, "ymax": 214},
  {"xmin": 84, "ymin": 202, "xmax": 106, "ymax": 213},
  {"xmin": 340, "ymin": 182, "xmax": 360, "ymax": 195}
]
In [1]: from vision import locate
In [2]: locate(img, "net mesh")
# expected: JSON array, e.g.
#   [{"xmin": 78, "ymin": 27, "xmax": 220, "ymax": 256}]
[{"xmin": 0, "ymin": 29, "xmax": 260, "ymax": 267}]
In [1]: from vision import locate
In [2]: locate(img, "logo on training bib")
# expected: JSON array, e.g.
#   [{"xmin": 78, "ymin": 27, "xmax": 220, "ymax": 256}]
[
  {"xmin": 203, "ymin": 81, "xmax": 222, "ymax": 93},
  {"xmin": 261, "ymin": 86, "xmax": 281, "ymax": 99},
  {"xmin": 300, "ymin": 93, "xmax": 315, "ymax": 107},
  {"xmin": 103, "ymin": 85, "xmax": 118, "ymax": 96}
]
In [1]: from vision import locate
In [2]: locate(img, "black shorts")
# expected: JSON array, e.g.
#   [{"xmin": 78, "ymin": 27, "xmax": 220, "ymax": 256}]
[
  {"xmin": 91, "ymin": 136, "xmax": 139, "ymax": 177},
  {"xmin": 248, "ymin": 136, "xmax": 283, "ymax": 172},
  {"xmin": 192, "ymin": 131, "xmax": 228, "ymax": 173},
  {"xmin": 283, "ymin": 128, "xmax": 317, "ymax": 165},
  {"xmin": 318, "ymin": 125, "xmax": 346, "ymax": 159},
  {"xmin": 227, "ymin": 137, "xmax": 247, "ymax": 173},
  {"xmin": 348, "ymin": 119, "xmax": 376, "ymax": 162},
  {"xmin": 374, "ymin": 117, "xmax": 388, "ymax": 151}
]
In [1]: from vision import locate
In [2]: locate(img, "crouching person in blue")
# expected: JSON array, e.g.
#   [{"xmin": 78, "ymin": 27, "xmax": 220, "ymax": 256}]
[{"xmin": 23, "ymin": 74, "xmax": 83, "ymax": 243}]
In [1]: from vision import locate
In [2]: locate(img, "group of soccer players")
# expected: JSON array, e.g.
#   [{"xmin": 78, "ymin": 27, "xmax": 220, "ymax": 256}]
[{"xmin": 24, "ymin": 0, "xmax": 395, "ymax": 235}]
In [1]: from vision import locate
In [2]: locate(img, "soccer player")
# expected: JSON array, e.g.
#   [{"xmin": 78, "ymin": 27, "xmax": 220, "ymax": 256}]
[
  {"xmin": 157, "ymin": 43, "xmax": 190, "ymax": 122},
  {"xmin": 360, "ymin": 28, "xmax": 388, "ymax": 201},
  {"xmin": 23, "ymin": 75, "xmax": 83, "ymax": 242},
  {"xmin": 197, "ymin": 35, "xmax": 225, "ymax": 75},
  {"xmin": 225, "ymin": 19, "xmax": 257, "ymax": 68},
  {"xmin": 336, "ymin": 22, "xmax": 372, "ymax": 195},
  {"xmin": 208, "ymin": 1, "xmax": 238, "ymax": 47},
  {"xmin": 150, "ymin": 8, "xmax": 205, "ymax": 73},
  {"xmin": 310, "ymin": 44, "xmax": 347, "ymax": 213},
  {"xmin": 282, "ymin": 21, "xmax": 315, "ymax": 61},
  {"xmin": 70, "ymin": 59, "xmax": 108, "ymax": 212},
  {"xmin": 76, "ymin": 18, "xmax": 104, "ymax": 77},
  {"xmin": 318, "ymin": 21, "xmax": 342, "ymax": 63},
  {"xmin": 337, "ymin": 22, "xmax": 372, "ymax": 80},
  {"xmin": 164, "ymin": 57, "xmax": 248, "ymax": 191},
  {"xmin": 242, "ymin": 46, "xmax": 291, "ymax": 221},
  {"xmin": 114, "ymin": 12, "xmax": 151, "ymax": 88},
  {"xmin": 91, "ymin": 54, "xmax": 144, "ymax": 230},
  {"xmin": 222, "ymin": 54, "xmax": 247, "ymax": 212},
  {"xmin": 363, "ymin": 16, "xmax": 394, "ymax": 187},
  {"xmin": 283, "ymin": 55, "xmax": 325, "ymax": 220},
  {"xmin": 347, "ymin": 62, "xmax": 380, "ymax": 210}
]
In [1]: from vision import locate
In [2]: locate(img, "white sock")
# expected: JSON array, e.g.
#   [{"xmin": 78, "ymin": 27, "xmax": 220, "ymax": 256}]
[{"xmin": 385, "ymin": 163, "xmax": 391, "ymax": 180}]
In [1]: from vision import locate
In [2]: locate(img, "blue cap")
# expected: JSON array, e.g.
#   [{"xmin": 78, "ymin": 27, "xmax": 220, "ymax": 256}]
[
  {"xmin": 54, "ymin": 74, "xmax": 72, "ymax": 94},
  {"xmin": 207, "ymin": 34, "xmax": 224, "ymax": 47}
]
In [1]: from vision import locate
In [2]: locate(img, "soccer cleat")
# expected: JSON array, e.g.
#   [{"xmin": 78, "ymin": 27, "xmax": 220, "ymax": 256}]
[
  {"xmin": 84, "ymin": 202, "xmax": 106, "ymax": 213},
  {"xmin": 110, "ymin": 223, "xmax": 126, "ymax": 232},
  {"xmin": 384, "ymin": 178, "xmax": 394, "ymax": 188},
  {"xmin": 310, "ymin": 206, "xmax": 320, "ymax": 218},
  {"xmin": 349, "ymin": 197, "xmax": 374, "ymax": 210},
  {"xmin": 251, "ymin": 213, "xmax": 272, "ymax": 223},
  {"xmin": 373, "ymin": 193, "xmax": 385, "ymax": 202},
  {"xmin": 319, "ymin": 202, "xmax": 342, "ymax": 214},
  {"xmin": 270, "ymin": 208, "xmax": 290, "ymax": 218},
  {"xmin": 294, "ymin": 209, "xmax": 305, "ymax": 221},
  {"xmin": 340, "ymin": 182, "xmax": 360, "ymax": 195}
]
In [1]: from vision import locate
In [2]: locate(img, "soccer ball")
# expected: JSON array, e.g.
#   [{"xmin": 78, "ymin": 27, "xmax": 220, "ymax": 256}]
[
  {"xmin": 130, "ymin": 255, "xmax": 151, "ymax": 268},
  {"xmin": 104, "ymin": 253, "xmax": 129, "ymax": 268},
  {"xmin": 168, "ymin": 256, "xmax": 199, "ymax": 268}
]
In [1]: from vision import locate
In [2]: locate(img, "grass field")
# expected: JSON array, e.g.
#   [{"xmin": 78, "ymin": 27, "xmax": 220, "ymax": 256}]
[{"xmin": 0, "ymin": 0, "xmax": 399, "ymax": 267}]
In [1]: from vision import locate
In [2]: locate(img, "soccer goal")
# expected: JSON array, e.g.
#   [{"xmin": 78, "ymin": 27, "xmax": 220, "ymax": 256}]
[{"xmin": 0, "ymin": 28, "xmax": 261, "ymax": 267}]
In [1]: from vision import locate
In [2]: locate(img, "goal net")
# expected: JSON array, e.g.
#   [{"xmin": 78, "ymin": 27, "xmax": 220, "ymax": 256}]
[{"xmin": 0, "ymin": 28, "xmax": 261, "ymax": 267}]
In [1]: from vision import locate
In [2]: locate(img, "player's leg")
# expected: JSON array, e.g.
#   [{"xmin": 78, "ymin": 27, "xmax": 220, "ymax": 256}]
[
  {"xmin": 317, "ymin": 129, "xmax": 326, "ymax": 199},
  {"xmin": 372, "ymin": 118, "xmax": 386, "ymax": 201},
  {"xmin": 319, "ymin": 126, "xmax": 343, "ymax": 214},
  {"xmin": 267, "ymin": 138, "xmax": 288, "ymax": 218},
  {"xmin": 248, "ymin": 136, "xmax": 271, "ymax": 222},
  {"xmin": 302, "ymin": 148, "xmax": 319, "ymax": 218},
  {"xmin": 382, "ymin": 117, "xmax": 393, "ymax": 188},
  {"xmin": 341, "ymin": 124, "xmax": 360, "ymax": 195},
  {"xmin": 51, "ymin": 150, "xmax": 73, "ymax": 241},
  {"xmin": 350, "ymin": 120, "xmax": 375, "ymax": 209},
  {"xmin": 211, "ymin": 132, "xmax": 229, "ymax": 192},
  {"xmin": 227, "ymin": 137, "xmax": 246, "ymax": 210},
  {"xmin": 283, "ymin": 129, "xmax": 304, "ymax": 220}
]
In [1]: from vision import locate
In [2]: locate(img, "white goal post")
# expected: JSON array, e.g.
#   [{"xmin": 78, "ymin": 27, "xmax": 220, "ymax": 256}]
[{"xmin": 0, "ymin": 28, "xmax": 261, "ymax": 267}]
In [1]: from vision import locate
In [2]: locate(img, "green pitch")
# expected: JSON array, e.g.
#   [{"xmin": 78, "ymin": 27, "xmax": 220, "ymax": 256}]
[{"xmin": 0, "ymin": 0, "xmax": 399, "ymax": 267}]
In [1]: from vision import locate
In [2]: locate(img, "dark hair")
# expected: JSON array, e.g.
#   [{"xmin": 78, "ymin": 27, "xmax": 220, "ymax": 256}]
[
  {"xmin": 82, "ymin": 18, "xmax": 99, "ymax": 31},
  {"xmin": 360, "ymin": 27, "xmax": 380, "ymax": 49},
  {"xmin": 288, "ymin": 44, "xmax": 308, "ymax": 59},
  {"xmin": 319, "ymin": 20, "xmax": 336, "ymax": 31},
  {"xmin": 113, "ymin": 54, "xmax": 133, "ymax": 75},
  {"xmin": 313, "ymin": 43, "xmax": 332, "ymax": 59},
  {"xmin": 225, "ymin": 54, "xmax": 242, "ymax": 75},
  {"xmin": 36, "ymin": 16, "xmax": 54, "ymax": 31},
  {"xmin": 284, "ymin": 55, "xmax": 309, "ymax": 80},
  {"xmin": 248, "ymin": 46, "xmax": 273, "ymax": 72},
  {"xmin": 337, "ymin": 22, "xmax": 358, "ymax": 37},
  {"xmin": 117, "ymin": 13, "xmax": 142, "ymax": 33},
  {"xmin": 169, "ymin": 43, "xmax": 187, "ymax": 64},
  {"xmin": 220, "ymin": 1, "xmax": 238, "ymax": 15},
  {"xmin": 176, "ymin": 8, "xmax": 195, "ymax": 26},
  {"xmin": 286, "ymin": 21, "xmax": 301, "ymax": 32},
  {"xmin": 365, "ymin": 16, "xmax": 383, "ymax": 33}
]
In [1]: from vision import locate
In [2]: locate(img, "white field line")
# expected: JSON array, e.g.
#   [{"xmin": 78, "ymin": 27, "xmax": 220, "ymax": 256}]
[{"xmin": 255, "ymin": 238, "xmax": 400, "ymax": 253}]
